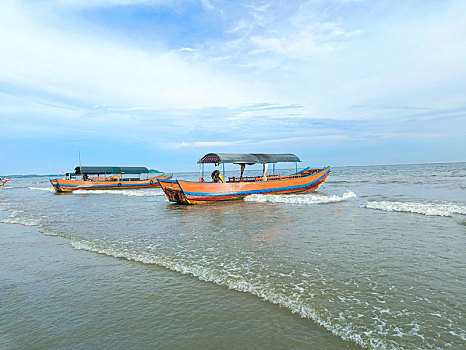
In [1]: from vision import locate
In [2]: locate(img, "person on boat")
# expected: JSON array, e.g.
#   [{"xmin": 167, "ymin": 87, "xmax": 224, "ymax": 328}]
[
  {"xmin": 82, "ymin": 174, "xmax": 89, "ymax": 181},
  {"xmin": 211, "ymin": 170, "xmax": 225, "ymax": 183}
]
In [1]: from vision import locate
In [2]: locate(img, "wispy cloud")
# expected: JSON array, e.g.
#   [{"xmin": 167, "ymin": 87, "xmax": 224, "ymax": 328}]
[
  {"xmin": 0, "ymin": 1, "xmax": 270, "ymax": 112},
  {"xmin": 177, "ymin": 140, "xmax": 246, "ymax": 148},
  {"xmin": 249, "ymin": 21, "xmax": 362, "ymax": 59},
  {"xmin": 201, "ymin": 0, "xmax": 214, "ymax": 11},
  {"xmin": 1, "ymin": 0, "xmax": 465, "ymax": 172}
]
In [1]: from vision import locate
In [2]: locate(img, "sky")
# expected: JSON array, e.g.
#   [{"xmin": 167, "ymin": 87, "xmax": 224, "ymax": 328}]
[{"xmin": 0, "ymin": 0, "xmax": 465, "ymax": 174}]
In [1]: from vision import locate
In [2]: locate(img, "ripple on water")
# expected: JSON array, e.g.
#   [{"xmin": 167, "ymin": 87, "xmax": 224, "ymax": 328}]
[{"xmin": 70, "ymin": 237, "xmax": 462, "ymax": 350}]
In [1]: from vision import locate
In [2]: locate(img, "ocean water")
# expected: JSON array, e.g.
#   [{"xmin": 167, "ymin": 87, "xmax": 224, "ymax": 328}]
[{"xmin": 1, "ymin": 163, "xmax": 465, "ymax": 349}]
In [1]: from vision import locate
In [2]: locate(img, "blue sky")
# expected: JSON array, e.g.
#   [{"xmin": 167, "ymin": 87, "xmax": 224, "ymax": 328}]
[{"xmin": 0, "ymin": 0, "xmax": 465, "ymax": 174}]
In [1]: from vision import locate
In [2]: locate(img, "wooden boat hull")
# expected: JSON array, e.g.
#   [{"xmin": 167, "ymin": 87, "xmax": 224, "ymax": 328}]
[
  {"xmin": 0, "ymin": 177, "xmax": 11, "ymax": 188},
  {"xmin": 50, "ymin": 174, "xmax": 173, "ymax": 192},
  {"xmin": 159, "ymin": 167, "xmax": 330, "ymax": 204}
]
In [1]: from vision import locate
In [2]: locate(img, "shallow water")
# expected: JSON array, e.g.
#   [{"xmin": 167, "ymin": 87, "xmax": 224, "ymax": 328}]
[{"xmin": 1, "ymin": 163, "xmax": 465, "ymax": 349}]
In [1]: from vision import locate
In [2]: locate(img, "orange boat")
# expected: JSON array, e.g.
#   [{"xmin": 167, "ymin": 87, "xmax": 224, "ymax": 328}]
[
  {"xmin": 158, "ymin": 153, "xmax": 330, "ymax": 204},
  {"xmin": 50, "ymin": 166, "xmax": 172, "ymax": 192}
]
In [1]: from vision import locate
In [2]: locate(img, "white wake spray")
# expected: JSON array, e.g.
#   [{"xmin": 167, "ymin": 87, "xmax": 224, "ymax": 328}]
[
  {"xmin": 244, "ymin": 190, "xmax": 357, "ymax": 204},
  {"xmin": 28, "ymin": 186, "xmax": 55, "ymax": 192},
  {"xmin": 73, "ymin": 189, "xmax": 165, "ymax": 197}
]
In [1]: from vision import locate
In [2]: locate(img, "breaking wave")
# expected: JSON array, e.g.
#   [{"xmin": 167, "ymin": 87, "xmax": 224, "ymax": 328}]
[
  {"xmin": 73, "ymin": 189, "xmax": 165, "ymax": 197},
  {"xmin": 244, "ymin": 190, "xmax": 357, "ymax": 204},
  {"xmin": 71, "ymin": 238, "xmax": 392, "ymax": 350},
  {"xmin": 365, "ymin": 201, "xmax": 466, "ymax": 217},
  {"xmin": 1, "ymin": 210, "xmax": 41, "ymax": 227}
]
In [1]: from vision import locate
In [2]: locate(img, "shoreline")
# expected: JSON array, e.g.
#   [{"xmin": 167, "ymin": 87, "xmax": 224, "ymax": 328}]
[{"xmin": 0, "ymin": 214, "xmax": 357, "ymax": 350}]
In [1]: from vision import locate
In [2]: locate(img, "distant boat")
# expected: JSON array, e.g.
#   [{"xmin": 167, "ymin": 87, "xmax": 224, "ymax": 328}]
[
  {"xmin": 50, "ymin": 166, "xmax": 172, "ymax": 192},
  {"xmin": 158, "ymin": 153, "xmax": 330, "ymax": 204},
  {"xmin": 0, "ymin": 177, "xmax": 11, "ymax": 188}
]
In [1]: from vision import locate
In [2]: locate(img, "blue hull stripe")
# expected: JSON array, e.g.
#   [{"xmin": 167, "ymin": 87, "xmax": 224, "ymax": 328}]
[
  {"xmin": 52, "ymin": 176, "xmax": 171, "ymax": 190},
  {"xmin": 158, "ymin": 179, "xmax": 178, "ymax": 184},
  {"xmin": 183, "ymin": 169, "xmax": 330, "ymax": 198},
  {"xmin": 55, "ymin": 183, "xmax": 154, "ymax": 189}
]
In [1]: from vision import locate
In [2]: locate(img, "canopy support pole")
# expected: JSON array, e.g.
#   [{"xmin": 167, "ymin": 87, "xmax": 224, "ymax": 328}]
[
  {"xmin": 262, "ymin": 163, "xmax": 268, "ymax": 181},
  {"xmin": 240, "ymin": 164, "xmax": 245, "ymax": 181},
  {"xmin": 295, "ymin": 162, "xmax": 298, "ymax": 174},
  {"xmin": 223, "ymin": 163, "xmax": 225, "ymax": 178},
  {"xmin": 273, "ymin": 163, "xmax": 275, "ymax": 175},
  {"xmin": 202, "ymin": 164, "xmax": 204, "ymax": 180}
]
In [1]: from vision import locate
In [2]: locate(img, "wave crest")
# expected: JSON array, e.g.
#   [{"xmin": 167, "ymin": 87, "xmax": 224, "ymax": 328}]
[
  {"xmin": 1, "ymin": 210, "xmax": 41, "ymax": 226},
  {"xmin": 365, "ymin": 201, "xmax": 466, "ymax": 217},
  {"xmin": 73, "ymin": 189, "xmax": 165, "ymax": 197},
  {"xmin": 71, "ymin": 238, "xmax": 392, "ymax": 350},
  {"xmin": 244, "ymin": 190, "xmax": 357, "ymax": 204}
]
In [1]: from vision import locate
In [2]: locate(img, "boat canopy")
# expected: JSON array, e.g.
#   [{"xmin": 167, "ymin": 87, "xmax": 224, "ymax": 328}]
[
  {"xmin": 197, "ymin": 153, "xmax": 301, "ymax": 164},
  {"xmin": 74, "ymin": 166, "xmax": 149, "ymax": 175}
]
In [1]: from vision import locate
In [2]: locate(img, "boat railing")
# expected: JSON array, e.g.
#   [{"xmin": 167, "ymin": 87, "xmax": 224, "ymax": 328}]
[
  {"xmin": 227, "ymin": 169, "xmax": 323, "ymax": 183},
  {"xmin": 227, "ymin": 176, "xmax": 259, "ymax": 183},
  {"xmin": 227, "ymin": 173, "xmax": 309, "ymax": 183}
]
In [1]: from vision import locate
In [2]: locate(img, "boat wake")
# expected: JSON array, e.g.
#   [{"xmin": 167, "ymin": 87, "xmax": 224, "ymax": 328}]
[
  {"xmin": 73, "ymin": 189, "xmax": 165, "ymax": 197},
  {"xmin": 244, "ymin": 190, "xmax": 357, "ymax": 204},
  {"xmin": 365, "ymin": 201, "xmax": 466, "ymax": 217},
  {"xmin": 29, "ymin": 186, "xmax": 55, "ymax": 192}
]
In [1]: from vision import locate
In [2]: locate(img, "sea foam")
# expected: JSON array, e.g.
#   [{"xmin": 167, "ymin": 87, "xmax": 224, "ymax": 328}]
[
  {"xmin": 73, "ymin": 189, "xmax": 165, "ymax": 197},
  {"xmin": 70, "ymin": 237, "xmax": 393, "ymax": 350},
  {"xmin": 29, "ymin": 186, "xmax": 55, "ymax": 192},
  {"xmin": 1, "ymin": 210, "xmax": 41, "ymax": 227},
  {"xmin": 365, "ymin": 201, "xmax": 466, "ymax": 217},
  {"xmin": 244, "ymin": 190, "xmax": 357, "ymax": 204}
]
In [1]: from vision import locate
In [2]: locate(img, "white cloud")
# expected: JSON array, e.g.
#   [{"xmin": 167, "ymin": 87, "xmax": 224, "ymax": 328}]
[
  {"xmin": 1, "ymin": 0, "xmax": 465, "ymax": 154},
  {"xmin": 177, "ymin": 141, "xmax": 246, "ymax": 148},
  {"xmin": 47, "ymin": 0, "xmax": 176, "ymax": 9},
  {"xmin": 0, "ymin": 1, "xmax": 270, "ymax": 114},
  {"xmin": 227, "ymin": 104, "xmax": 308, "ymax": 121},
  {"xmin": 201, "ymin": 0, "xmax": 214, "ymax": 11}
]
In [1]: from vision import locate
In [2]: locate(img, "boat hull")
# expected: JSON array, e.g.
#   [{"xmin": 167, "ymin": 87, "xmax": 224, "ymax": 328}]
[
  {"xmin": 50, "ymin": 174, "xmax": 172, "ymax": 192},
  {"xmin": 159, "ymin": 167, "xmax": 330, "ymax": 204},
  {"xmin": 0, "ymin": 177, "xmax": 11, "ymax": 188}
]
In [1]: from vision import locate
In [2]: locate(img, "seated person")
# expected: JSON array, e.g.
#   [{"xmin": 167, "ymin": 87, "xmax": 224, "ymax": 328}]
[{"xmin": 211, "ymin": 170, "xmax": 225, "ymax": 183}]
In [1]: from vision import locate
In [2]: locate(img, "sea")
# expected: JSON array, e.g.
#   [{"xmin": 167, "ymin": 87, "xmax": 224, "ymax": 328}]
[{"xmin": 0, "ymin": 163, "xmax": 465, "ymax": 350}]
